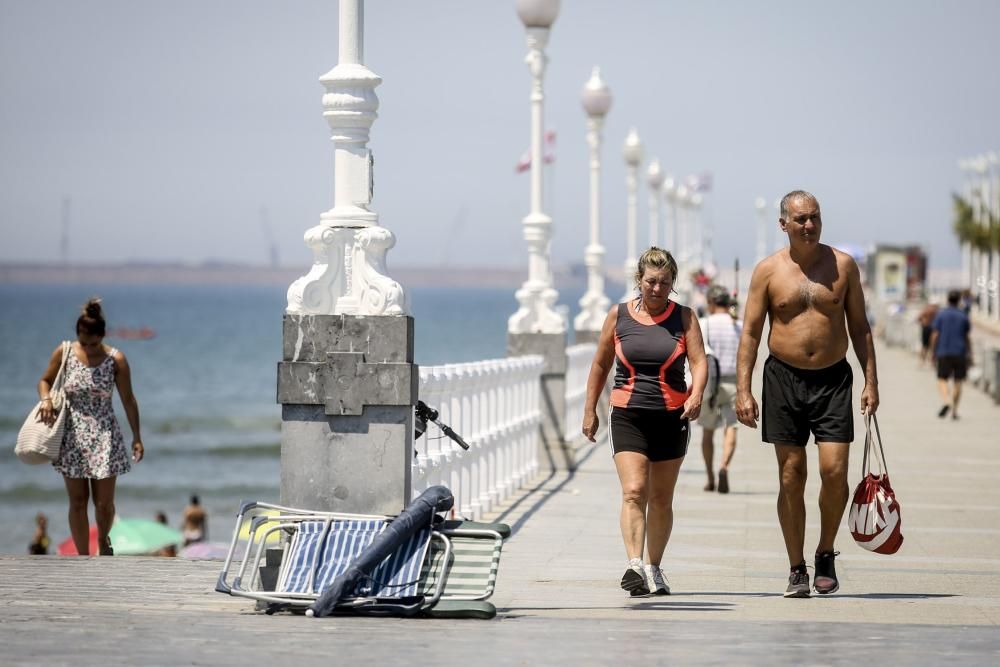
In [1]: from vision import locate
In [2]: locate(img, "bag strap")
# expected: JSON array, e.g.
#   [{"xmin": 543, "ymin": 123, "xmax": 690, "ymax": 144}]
[
  {"xmin": 862, "ymin": 413, "xmax": 889, "ymax": 477},
  {"xmin": 51, "ymin": 341, "xmax": 72, "ymax": 393}
]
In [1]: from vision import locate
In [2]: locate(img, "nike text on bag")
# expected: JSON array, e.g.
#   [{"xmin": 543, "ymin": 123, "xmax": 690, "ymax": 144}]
[{"xmin": 849, "ymin": 414, "xmax": 903, "ymax": 554}]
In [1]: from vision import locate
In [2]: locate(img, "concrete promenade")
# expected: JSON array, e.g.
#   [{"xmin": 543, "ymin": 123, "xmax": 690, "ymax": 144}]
[{"xmin": 2, "ymin": 343, "xmax": 998, "ymax": 665}]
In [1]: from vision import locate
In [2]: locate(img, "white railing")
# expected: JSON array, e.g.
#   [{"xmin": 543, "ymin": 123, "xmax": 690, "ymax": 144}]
[
  {"xmin": 412, "ymin": 355, "xmax": 544, "ymax": 520},
  {"xmin": 564, "ymin": 343, "xmax": 597, "ymax": 442}
]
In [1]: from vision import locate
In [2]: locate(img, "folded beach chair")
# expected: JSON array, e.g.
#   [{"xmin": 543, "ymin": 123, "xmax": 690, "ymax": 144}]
[{"xmin": 215, "ymin": 487, "xmax": 508, "ymax": 619}]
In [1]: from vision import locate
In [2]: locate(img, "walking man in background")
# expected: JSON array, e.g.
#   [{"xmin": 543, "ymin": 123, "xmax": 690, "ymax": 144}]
[
  {"xmin": 736, "ymin": 190, "xmax": 878, "ymax": 598},
  {"xmin": 929, "ymin": 289, "xmax": 972, "ymax": 420},
  {"xmin": 699, "ymin": 284, "xmax": 743, "ymax": 494}
]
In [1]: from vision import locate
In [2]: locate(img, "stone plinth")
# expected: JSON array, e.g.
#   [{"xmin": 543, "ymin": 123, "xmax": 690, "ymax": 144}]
[
  {"xmin": 508, "ymin": 331, "xmax": 576, "ymax": 471},
  {"xmin": 278, "ymin": 314, "xmax": 416, "ymax": 514}
]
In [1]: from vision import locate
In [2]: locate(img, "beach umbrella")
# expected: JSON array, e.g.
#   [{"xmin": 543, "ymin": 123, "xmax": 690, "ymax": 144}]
[{"xmin": 57, "ymin": 518, "xmax": 184, "ymax": 556}]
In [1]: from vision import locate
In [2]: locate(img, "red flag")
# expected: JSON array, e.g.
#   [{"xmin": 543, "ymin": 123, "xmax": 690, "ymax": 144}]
[{"xmin": 515, "ymin": 130, "xmax": 557, "ymax": 173}]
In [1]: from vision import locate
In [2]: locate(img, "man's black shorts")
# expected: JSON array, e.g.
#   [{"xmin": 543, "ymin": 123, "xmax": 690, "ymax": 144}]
[
  {"xmin": 936, "ymin": 355, "xmax": 968, "ymax": 380},
  {"xmin": 609, "ymin": 406, "xmax": 689, "ymax": 461},
  {"xmin": 762, "ymin": 356, "xmax": 853, "ymax": 446}
]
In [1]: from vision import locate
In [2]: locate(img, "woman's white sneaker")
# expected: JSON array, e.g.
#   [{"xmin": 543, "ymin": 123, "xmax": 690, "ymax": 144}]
[
  {"xmin": 620, "ymin": 558, "xmax": 650, "ymax": 596},
  {"xmin": 646, "ymin": 563, "xmax": 670, "ymax": 595}
]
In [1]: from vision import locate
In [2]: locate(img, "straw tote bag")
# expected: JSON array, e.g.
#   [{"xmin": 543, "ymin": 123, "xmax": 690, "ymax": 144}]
[
  {"xmin": 15, "ymin": 341, "xmax": 72, "ymax": 464},
  {"xmin": 848, "ymin": 413, "xmax": 904, "ymax": 555}
]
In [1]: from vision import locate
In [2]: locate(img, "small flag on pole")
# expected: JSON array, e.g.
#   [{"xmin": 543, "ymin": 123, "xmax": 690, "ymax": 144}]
[
  {"xmin": 515, "ymin": 130, "xmax": 557, "ymax": 173},
  {"xmin": 686, "ymin": 171, "xmax": 713, "ymax": 192}
]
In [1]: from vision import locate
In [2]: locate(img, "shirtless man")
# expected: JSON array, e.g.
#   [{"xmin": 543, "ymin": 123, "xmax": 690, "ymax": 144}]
[{"xmin": 736, "ymin": 190, "xmax": 878, "ymax": 598}]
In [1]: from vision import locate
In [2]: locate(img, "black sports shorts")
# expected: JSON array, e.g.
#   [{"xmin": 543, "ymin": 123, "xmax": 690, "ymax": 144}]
[
  {"xmin": 920, "ymin": 326, "xmax": 933, "ymax": 348},
  {"xmin": 936, "ymin": 355, "xmax": 968, "ymax": 381},
  {"xmin": 762, "ymin": 356, "xmax": 853, "ymax": 446},
  {"xmin": 609, "ymin": 406, "xmax": 689, "ymax": 462}
]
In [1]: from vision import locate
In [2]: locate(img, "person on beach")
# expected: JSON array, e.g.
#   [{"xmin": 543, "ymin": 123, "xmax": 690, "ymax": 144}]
[
  {"xmin": 736, "ymin": 191, "xmax": 878, "ymax": 598},
  {"xmin": 698, "ymin": 284, "xmax": 743, "ymax": 494},
  {"xmin": 37, "ymin": 298, "xmax": 144, "ymax": 556},
  {"xmin": 28, "ymin": 512, "xmax": 50, "ymax": 555},
  {"xmin": 182, "ymin": 495, "xmax": 207, "ymax": 546},
  {"xmin": 582, "ymin": 247, "xmax": 708, "ymax": 597},
  {"xmin": 154, "ymin": 511, "xmax": 177, "ymax": 557},
  {"xmin": 929, "ymin": 289, "xmax": 971, "ymax": 420}
]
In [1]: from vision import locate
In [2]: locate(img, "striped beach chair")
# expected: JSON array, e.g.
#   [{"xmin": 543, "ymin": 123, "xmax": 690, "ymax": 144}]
[{"xmin": 216, "ymin": 501, "xmax": 508, "ymax": 618}]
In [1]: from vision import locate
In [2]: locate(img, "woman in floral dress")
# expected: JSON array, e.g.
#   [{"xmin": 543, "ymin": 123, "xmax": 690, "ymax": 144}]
[{"xmin": 37, "ymin": 299, "xmax": 144, "ymax": 556}]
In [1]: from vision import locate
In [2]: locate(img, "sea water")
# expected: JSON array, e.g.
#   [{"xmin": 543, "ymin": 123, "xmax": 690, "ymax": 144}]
[{"xmin": 0, "ymin": 282, "xmax": 589, "ymax": 554}]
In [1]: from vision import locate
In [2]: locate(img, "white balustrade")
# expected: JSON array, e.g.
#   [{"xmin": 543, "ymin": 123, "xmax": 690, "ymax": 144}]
[
  {"xmin": 413, "ymin": 355, "xmax": 544, "ymax": 520},
  {"xmin": 564, "ymin": 343, "xmax": 597, "ymax": 442}
]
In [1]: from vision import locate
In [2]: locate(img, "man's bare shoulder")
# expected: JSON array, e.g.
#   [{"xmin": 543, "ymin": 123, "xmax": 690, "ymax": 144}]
[
  {"xmin": 752, "ymin": 250, "xmax": 786, "ymax": 280},
  {"xmin": 826, "ymin": 245, "xmax": 861, "ymax": 275}
]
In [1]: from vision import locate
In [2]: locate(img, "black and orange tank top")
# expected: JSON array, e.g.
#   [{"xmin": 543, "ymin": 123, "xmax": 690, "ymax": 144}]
[{"xmin": 612, "ymin": 300, "xmax": 690, "ymax": 410}]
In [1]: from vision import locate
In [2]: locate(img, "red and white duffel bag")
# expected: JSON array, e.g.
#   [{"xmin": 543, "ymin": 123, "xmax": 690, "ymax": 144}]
[{"xmin": 848, "ymin": 414, "xmax": 903, "ymax": 555}]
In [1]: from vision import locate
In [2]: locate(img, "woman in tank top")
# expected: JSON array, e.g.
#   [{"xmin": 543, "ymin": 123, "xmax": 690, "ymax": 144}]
[{"xmin": 582, "ymin": 247, "xmax": 708, "ymax": 597}]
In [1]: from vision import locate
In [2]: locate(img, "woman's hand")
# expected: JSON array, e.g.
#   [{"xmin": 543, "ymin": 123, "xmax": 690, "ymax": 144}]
[
  {"xmin": 132, "ymin": 440, "xmax": 145, "ymax": 463},
  {"xmin": 582, "ymin": 409, "xmax": 599, "ymax": 443},
  {"xmin": 680, "ymin": 393, "xmax": 702, "ymax": 421},
  {"xmin": 37, "ymin": 398, "xmax": 56, "ymax": 426}
]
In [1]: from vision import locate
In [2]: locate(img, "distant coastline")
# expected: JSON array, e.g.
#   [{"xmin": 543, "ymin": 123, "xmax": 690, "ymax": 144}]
[{"xmin": 0, "ymin": 261, "xmax": 605, "ymax": 290}]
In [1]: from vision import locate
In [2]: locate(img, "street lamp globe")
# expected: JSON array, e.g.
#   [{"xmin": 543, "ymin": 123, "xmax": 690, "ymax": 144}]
[
  {"xmin": 581, "ymin": 67, "xmax": 612, "ymax": 118},
  {"xmin": 623, "ymin": 127, "xmax": 643, "ymax": 166},
  {"xmin": 754, "ymin": 196, "xmax": 767, "ymax": 212},
  {"xmin": 516, "ymin": 0, "xmax": 560, "ymax": 28},
  {"xmin": 647, "ymin": 158, "xmax": 664, "ymax": 189},
  {"xmin": 663, "ymin": 174, "xmax": 676, "ymax": 199}
]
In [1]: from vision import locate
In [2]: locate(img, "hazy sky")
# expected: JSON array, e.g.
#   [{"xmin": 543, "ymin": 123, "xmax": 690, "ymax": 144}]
[{"xmin": 1, "ymin": 0, "xmax": 998, "ymax": 272}]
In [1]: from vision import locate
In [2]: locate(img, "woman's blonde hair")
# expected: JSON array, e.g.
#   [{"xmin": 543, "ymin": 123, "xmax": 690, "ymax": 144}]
[{"xmin": 634, "ymin": 246, "xmax": 678, "ymax": 288}]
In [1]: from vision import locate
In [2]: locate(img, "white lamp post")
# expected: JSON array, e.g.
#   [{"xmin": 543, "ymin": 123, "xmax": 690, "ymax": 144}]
[
  {"xmin": 690, "ymin": 191, "xmax": 704, "ymax": 272},
  {"xmin": 286, "ymin": 0, "xmax": 407, "ymax": 316},
  {"xmin": 647, "ymin": 158, "xmax": 664, "ymax": 247},
  {"xmin": 662, "ymin": 174, "xmax": 677, "ymax": 256},
  {"xmin": 674, "ymin": 184, "xmax": 690, "ymax": 297},
  {"xmin": 509, "ymin": 0, "xmax": 564, "ymax": 335},
  {"xmin": 989, "ymin": 151, "xmax": 999, "ymax": 320},
  {"xmin": 622, "ymin": 128, "xmax": 643, "ymax": 301},
  {"xmin": 574, "ymin": 66, "xmax": 612, "ymax": 335},
  {"xmin": 973, "ymin": 155, "xmax": 990, "ymax": 314},
  {"xmin": 773, "ymin": 197, "xmax": 785, "ymax": 254},
  {"xmin": 754, "ymin": 196, "xmax": 768, "ymax": 264},
  {"xmin": 959, "ymin": 158, "xmax": 974, "ymax": 293}
]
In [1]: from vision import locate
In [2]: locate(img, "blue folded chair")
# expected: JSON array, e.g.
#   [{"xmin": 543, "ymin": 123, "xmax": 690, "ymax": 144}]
[{"xmin": 216, "ymin": 493, "xmax": 508, "ymax": 618}]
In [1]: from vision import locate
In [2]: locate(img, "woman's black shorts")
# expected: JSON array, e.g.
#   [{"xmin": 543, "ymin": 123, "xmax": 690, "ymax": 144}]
[
  {"xmin": 762, "ymin": 356, "xmax": 854, "ymax": 446},
  {"xmin": 609, "ymin": 406, "xmax": 689, "ymax": 461}
]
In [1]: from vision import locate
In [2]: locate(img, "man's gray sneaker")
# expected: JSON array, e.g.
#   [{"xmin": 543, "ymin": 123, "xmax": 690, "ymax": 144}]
[
  {"xmin": 621, "ymin": 558, "xmax": 650, "ymax": 597},
  {"xmin": 784, "ymin": 563, "xmax": 810, "ymax": 598},
  {"xmin": 814, "ymin": 550, "xmax": 840, "ymax": 594}
]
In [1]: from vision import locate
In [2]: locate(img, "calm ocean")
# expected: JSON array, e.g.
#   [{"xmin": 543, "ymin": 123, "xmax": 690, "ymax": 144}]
[{"xmin": 0, "ymin": 282, "xmax": 590, "ymax": 555}]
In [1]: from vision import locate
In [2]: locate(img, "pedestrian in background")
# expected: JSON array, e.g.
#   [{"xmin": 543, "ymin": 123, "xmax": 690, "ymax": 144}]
[
  {"xmin": 929, "ymin": 289, "xmax": 972, "ymax": 420},
  {"xmin": 698, "ymin": 284, "xmax": 743, "ymax": 494},
  {"xmin": 916, "ymin": 301, "xmax": 939, "ymax": 368}
]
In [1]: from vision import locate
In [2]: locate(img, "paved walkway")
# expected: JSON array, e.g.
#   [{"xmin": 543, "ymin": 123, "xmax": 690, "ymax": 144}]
[{"xmin": 2, "ymin": 343, "xmax": 998, "ymax": 666}]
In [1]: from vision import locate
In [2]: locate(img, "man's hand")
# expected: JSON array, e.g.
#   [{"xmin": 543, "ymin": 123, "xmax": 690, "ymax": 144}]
[
  {"xmin": 860, "ymin": 383, "xmax": 879, "ymax": 416},
  {"xmin": 582, "ymin": 409, "xmax": 599, "ymax": 443},
  {"xmin": 735, "ymin": 390, "xmax": 759, "ymax": 428}
]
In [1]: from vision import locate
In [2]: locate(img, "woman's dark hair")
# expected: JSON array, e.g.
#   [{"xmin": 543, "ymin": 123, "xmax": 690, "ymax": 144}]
[{"xmin": 76, "ymin": 298, "xmax": 106, "ymax": 336}]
